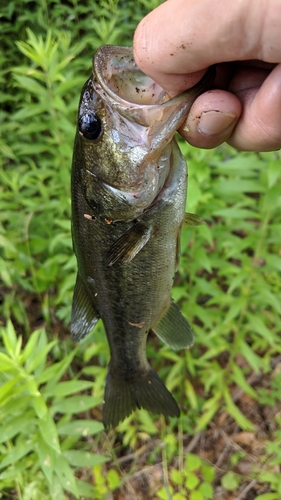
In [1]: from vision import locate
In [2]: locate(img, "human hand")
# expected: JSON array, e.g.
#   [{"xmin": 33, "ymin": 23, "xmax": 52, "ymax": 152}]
[{"xmin": 133, "ymin": 0, "xmax": 281, "ymax": 152}]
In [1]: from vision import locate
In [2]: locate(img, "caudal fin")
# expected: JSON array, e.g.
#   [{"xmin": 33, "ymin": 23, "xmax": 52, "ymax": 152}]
[{"xmin": 102, "ymin": 368, "xmax": 180, "ymax": 430}]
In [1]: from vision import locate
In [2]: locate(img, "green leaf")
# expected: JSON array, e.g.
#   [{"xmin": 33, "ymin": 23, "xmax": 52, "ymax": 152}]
[
  {"xmin": 196, "ymin": 399, "xmax": 220, "ymax": 431},
  {"xmin": 173, "ymin": 493, "xmax": 187, "ymax": 500},
  {"xmin": 223, "ymin": 387, "xmax": 255, "ymax": 430},
  {"xmin": 63, "ymin": 450, "xmax": 108, "ymax": 467},
  {"xmin": 221, "ymin": 471, "xmax": 241, "ymax": 491},
  {"xmin": 43, "ymin": 380, "xmax": 94, "ymax": 398},
  {"xmin": 231, "ymin": 364, "xmax": 257, "ymax": 399},
  {"xmin": 156, "ymin": 486, "xmax": 174, "ymax": 500},
  {"xmin": 186, "ymin": 454, "xmax": 202, "ymax": 471},
  {"xmin": 0, "ymin": 409, "xmax": 35, "ymax": 442},
  {"xmin": 239, "ymin": 340, "xmax": 265, "ymax": 373},
  {"xmin": 0, "ymin": 441, "xmax": 34, "ymax": 468},
  {"xmin": 21, "ymin": 328, "xmax": 44, "ymax": 364},
  {"xmin": 171, "ymin": 469, "xmax": 184, "ymax": 485},
  {"xmin": 190, "ymin": 491, "xmax": 204, "ymax": 500},
  {"xmin": 32, "ymin": 394, "xmax": 48, "ymax": 419},
  {"xmin": 0, "ymin": 376, "xmax": 21, "ymax": 405},
  {"xmin": 76, "ymin": 479, "xmax": 97, "ymax": 498},
  {"xmin": 185, "ymin": 471, "xmax": 199, "ymax": 490},
  {"xmin": 25, "ymin": 340, "xmax": 57, "ymax": 374},
  {"xmin": 51, "ymin": 395, "xmax": 102, "ymax": 414},
  {"xmin": 38, "ymin": 412, "xmax": 61, "ymax": 453},
  {"xmin": 201, "ymin": 464, "xmax": 215, "ymax": 483},
  {"xmin": 255, "ymin": 494, "xmax": 280, "ymax": 500},
  {"xmin": 1, "ymin": 320, "xmax": 18, "ymax": 358},
  {"xmin": 37, "ymin": 433, "xmax": 55, "ymax": 484},
  {"xmin": 37, "ymin": 349, "xmax": 77, "ymax": 386},
  {"xmin": 199, "ymin": 482, "xmax": 213, "ymax": 498},
  {"xmin": 54, "ymin": 454, "xmax": 79, "ymax": 498},
  {"xmin": 107, "ymin": 469, "xmax": 120, "ymax": 490},
  {"xmin": 57, "ymin": 419, "xmax": 103, "ymax": 436}
]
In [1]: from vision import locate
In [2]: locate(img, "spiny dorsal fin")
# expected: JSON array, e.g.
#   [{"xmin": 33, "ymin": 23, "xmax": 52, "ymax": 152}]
[
  {"xmin": 184, "ymin": 212, "xmax": 206, "ymax": 227},
  {"xmin": 71, "ymin": 274, "xmax": 99, "ymax": 342},
  {"xmin": 105, "ymin": 222, "xmax": 152, "ymax": 267},
  {"xmin": 153, "ymin": 300, "xmax": 194, "ymax": 350}
]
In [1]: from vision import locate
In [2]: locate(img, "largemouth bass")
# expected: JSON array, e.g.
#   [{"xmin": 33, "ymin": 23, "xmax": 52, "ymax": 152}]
[{"xmin": 71, "ymin": 46, "xmax": 214, "ymax": 430}]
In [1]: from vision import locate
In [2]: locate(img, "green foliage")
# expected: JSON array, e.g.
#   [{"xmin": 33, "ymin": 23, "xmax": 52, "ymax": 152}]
[
  {"xmin": 1, "ymin": 0, "xmax": 281, "ymax": 498},
  {"xmin": 0, "ymin": 321, "xmax": 106, "ymax": 498},
  {"xmin": 156, "ymin": 454, "xmax": 215, "ymax": 500},
  {"xmin": 254, "ymin": 417, "xmax": 281, "ymax": 498}
]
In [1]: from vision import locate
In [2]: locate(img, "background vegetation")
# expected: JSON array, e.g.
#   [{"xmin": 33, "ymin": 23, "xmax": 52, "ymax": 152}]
[{"xmin": 0, "ymin": 1, "xmax": 281, "ymax": 499}]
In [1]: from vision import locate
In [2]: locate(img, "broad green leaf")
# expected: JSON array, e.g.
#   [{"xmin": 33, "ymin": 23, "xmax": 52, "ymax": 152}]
[
  {"xmin": 0, "ymin": 395, "xmax": 32, "ymax": 420},
  {"xmin": 54, "ymin": 454, "xmax": 79, "ymax": 498},
  {"xmin": 37, "ymin": 433, "xmax": 55, "ymax": 484},
  {"xmin": 199, "ymin": 482, "xmax": 213, "ymax": 498},
  {"xmin": 186, "ymin": 454, "xmax": 202, "ymax": 472},
  {"xmin": 190, "ymin": 491, "xmax": 204, "ymax": 500},
  {"xmin": 57, "ymin": 419, "xmax": 103, "ymax": 436},
  {"xmin": 171, "ymin": 469, "xmax": 183, "ymax": 486},
  {"xmin": 221, "ymin": 471, "xmax": 241, "ymax": 491},
  {"xmin": 201, "ymin": 464, "xmax": 215, "ymax": 483},
  {"xmin": 107, "ymin": 469, "xmax": 120, "ymax": 490},
  {"xmin": 0, "ymin": 376, "xmax": 21, "ymax": 405},
  {"xmin": 32, "ymin": 394, "xmax": 48, "ymax": 419},
  {"xmin": 76, "ymin": 479, "xmax": 97, "ymax": 498},
  {"xmin": 63, "ymin": 450, "xmax": 108, "ymax": 467},
  {"xmin": 185, "ymin": 472, "xmax": 200, "ymax": 490},
  {"xmin": 156, "ymin": 485, "xmax": 174, "ymax": 500},
  {"xmin": 38, "ymin": 413, "xmax": 61, "ymax": 453},
  {"xmin": 43, "ymin": 380, "xmax": 93, "ymax": 398},
  {"xmin": 173, "ymin": 493, "xmax": 186, "ymax": 500},
  {"xmin": 51, "ymin": 395, "xmax": 102, "ymax": 415},
  {"xmin": 0, "ymin": 409, "xmax": 35, "ymax": 442},
  {"xmin": 0, "ymin": 441, "xmax": 34, "ymax": 468}
]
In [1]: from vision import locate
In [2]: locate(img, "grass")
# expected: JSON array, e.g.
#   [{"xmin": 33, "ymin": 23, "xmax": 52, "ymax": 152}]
[{"xmin": 1, "ymin": 1, "xmax": 281, "ymax": 499}]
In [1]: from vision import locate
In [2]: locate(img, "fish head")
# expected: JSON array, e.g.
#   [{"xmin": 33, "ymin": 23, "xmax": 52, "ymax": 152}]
[{"xmin": 77, "ymin": 46, "xmax": 214, "ymax": 214}]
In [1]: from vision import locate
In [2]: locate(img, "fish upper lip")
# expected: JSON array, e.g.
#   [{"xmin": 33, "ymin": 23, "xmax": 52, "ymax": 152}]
[{"xmin": 93, "ymin": 46, "xmax": 190, "ymax": 129}]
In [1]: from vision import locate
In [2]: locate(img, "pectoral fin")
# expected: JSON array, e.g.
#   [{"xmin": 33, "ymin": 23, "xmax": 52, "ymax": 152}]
[
  {"xmin": 153, "ymin": 300, "xmax": 194, "ymax": 350},
  {"xmin": 71, "ymin": 275, "xmax": 99, "ymax": 342},
  {"xmin": 105, "ymin": 222, "xmax": 152, "ymax": 266},
  {"xmin": 184, "ymin": 213, "xmax": 206, "ymax": 227}
]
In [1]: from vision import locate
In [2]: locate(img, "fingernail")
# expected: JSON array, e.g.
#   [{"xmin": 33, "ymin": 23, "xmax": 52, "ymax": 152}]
[{"xmin": 198, "ymin": 111, "xmax": 236, "ymax": 136}]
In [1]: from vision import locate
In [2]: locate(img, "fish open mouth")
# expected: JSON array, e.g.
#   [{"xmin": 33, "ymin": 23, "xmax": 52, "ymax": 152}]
[{"xmin": 94, "ymin": 45, "xmax": 169, "ymax": 106}]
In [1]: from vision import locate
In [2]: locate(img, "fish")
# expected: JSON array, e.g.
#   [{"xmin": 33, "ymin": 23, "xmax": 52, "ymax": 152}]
[{"xmin": 71, "ymin": 45, "xmax": 215, "ymax": 430}]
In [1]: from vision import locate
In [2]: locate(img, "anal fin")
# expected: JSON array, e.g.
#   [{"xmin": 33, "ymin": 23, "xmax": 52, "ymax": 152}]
[
  {"xmin": 105, "ymin": 222, "xmax": 152, "ymax": 266},
  {"xmin": 71, "ymin": 274, "xmax": 99, "ymax": 342},
  {"xmin": 153, "ymin": 300, "xmax": 194, "ymax": 350}
]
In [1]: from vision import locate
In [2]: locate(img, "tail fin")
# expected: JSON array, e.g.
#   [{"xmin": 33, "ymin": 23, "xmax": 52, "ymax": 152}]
[{"xmin": 102, "ymin": 368, "xmax": 180, "ymax": 430}]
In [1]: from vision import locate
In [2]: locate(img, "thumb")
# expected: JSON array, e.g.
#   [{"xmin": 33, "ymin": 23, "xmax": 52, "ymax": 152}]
[{"xmin": 133, "ymin": 0, "xmax": 281, "ymax": 94}]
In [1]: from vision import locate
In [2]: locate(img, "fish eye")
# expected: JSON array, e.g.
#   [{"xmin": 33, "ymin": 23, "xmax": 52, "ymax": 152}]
[{"xmin": 78, "ymin": 112, "xmax": 102, "ymax": 140}]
